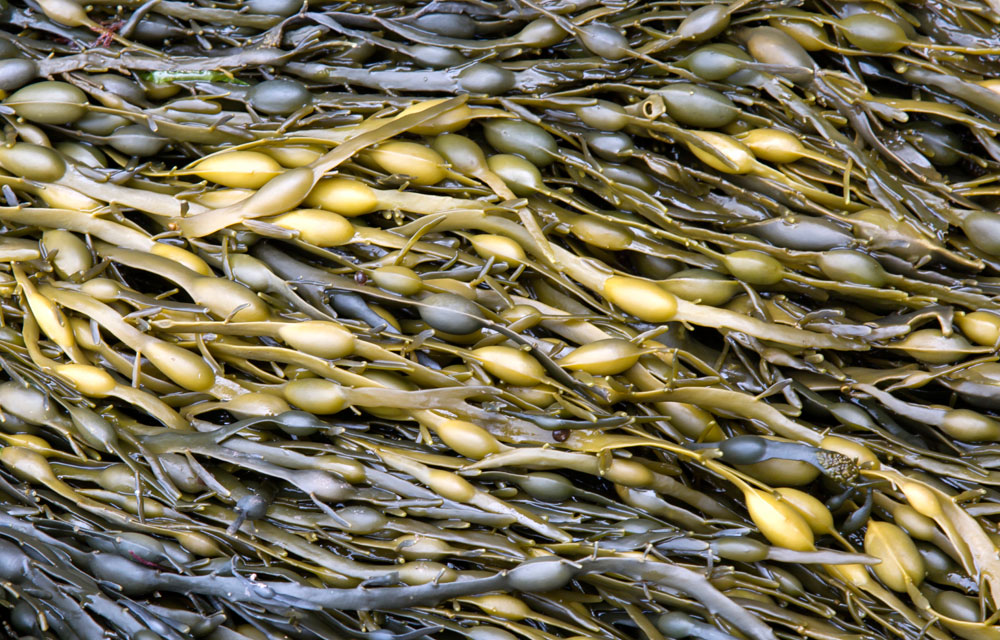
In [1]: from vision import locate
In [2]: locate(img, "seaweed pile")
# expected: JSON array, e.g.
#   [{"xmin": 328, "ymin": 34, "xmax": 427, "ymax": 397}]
[{"xmin": 1, "ymin": 0, "xmax": 1000, "ymax": 638}]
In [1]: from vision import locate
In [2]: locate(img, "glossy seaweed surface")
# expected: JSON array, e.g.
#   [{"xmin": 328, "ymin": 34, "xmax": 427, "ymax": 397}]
[{"xmin": 1, "ymin": 0, "xmax": 1000, "ymax": 638}]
